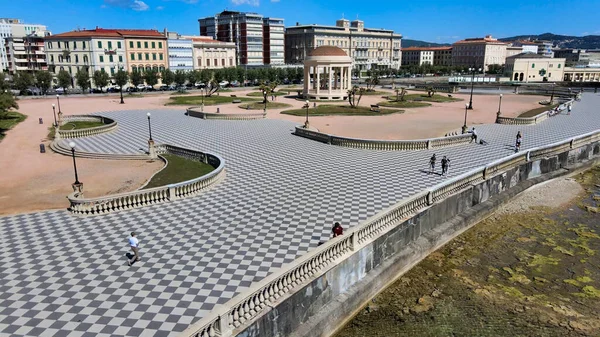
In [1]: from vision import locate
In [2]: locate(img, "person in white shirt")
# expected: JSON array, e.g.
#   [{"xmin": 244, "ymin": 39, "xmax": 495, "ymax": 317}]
[{"xmin": 128, "ymin": 232, "xmax": 140, "ymax": 266}]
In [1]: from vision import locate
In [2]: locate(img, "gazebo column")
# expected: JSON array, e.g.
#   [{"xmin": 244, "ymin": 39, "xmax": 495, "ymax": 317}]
[
  {"xmin": 347, "ymin": 66, "xmax": 352, "ymax": 90},
  {"xmin": 304, "ymin": 65, "xmax": 309, "ymax": 94},
  {"xmin": 316, "ymin": 66, "xmax": 320, "ymax": 95},
  {"xmin": 328, "ymin": 66, "xmax": 333, "ymax": 96}
]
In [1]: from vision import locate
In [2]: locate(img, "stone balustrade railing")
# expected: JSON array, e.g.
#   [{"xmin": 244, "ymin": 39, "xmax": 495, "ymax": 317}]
[
  {"xmin": 187, "ymin": 107, "xmax": 266, "ymax": 120},
  {"xmin": 57, "ymin": 115, "xmax": 117, "ymax": 139},
  {"xmin": 180, "ymin": 127, "xmax": 600, "ymax": 337},
  {"xmin": 294, "ymin": 127, "xmax": 472, "ymax": 151},
  {"xmin": 67, "ymin": 145, "xmax": 225, "ymax": 215},
  {"xmin": 496, "ymin": 99, "xmax": 574, "ymax": 125}
]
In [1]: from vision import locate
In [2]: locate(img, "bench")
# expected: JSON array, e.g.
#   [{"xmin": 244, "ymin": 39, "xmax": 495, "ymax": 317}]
[
  {"xmin": 232, "ymin": 99, "xmax": 242, "ymax": 103},
  {"xmin": 230, "ymin": 94, "xmax": 237, "ymax": 98},
  {"xmin": 370, "ymin": 104, "xmax": 380, "ymax": 112}
]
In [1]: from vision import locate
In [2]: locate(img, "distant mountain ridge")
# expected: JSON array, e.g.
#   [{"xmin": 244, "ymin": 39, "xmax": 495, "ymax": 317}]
[
  {"xmin": 402, "ymin": 33, "xmax": 600, "ymax": 50},
  {"xmin": 499, "ymin": 33, "xmax": 600, "ymax": 50}
]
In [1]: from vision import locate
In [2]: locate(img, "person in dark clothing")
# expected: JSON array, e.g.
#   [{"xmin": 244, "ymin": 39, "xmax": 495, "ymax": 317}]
[
  {"xmin": 332, "ymin": 222, "xmax": 344, "ymax": 237},
  {"xmin": 429, "ymin": 154, "xmax": 436, "ymax": 174},
  {"xmin": 441, "ymin": 156, "xmax": 450, "ymax": 175}
]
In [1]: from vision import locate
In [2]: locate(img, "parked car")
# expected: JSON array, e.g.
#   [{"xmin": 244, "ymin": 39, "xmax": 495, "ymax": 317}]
[
  {"xmin": 158, "ymin": 85, "xmax": 169, "ymax": 91},
  {"xmin": 218, "ymin": 80, "xmax": 229, "ymax": 87},
  {"xmin": 168, "ymin": 84, "xmax": 177, "ymax": 90},
  {"xmin": 195, "ymin": 82, "xmax": 206, "ymax": 88},
  {"xmin": 126, "ymin": 86, "xmax": 139, "ymax": 93},
  {"xmin": 21, "ymin": 87, "xmax": 42, "ymax": 96},
  {"xmin": 55, "ymin": 87, "xmax": 65, "ymax": 94}
]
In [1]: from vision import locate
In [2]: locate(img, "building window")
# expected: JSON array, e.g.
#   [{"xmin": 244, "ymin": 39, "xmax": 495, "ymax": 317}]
[
  {"xmin": 48, "ymin": 42, "xmax": 52, "ymax": 49},
  {"xmin": 82, "ymin": 41, "xmax": 86, "ymax": 49},
  {"xmin": 558, "ymin": 64, "xmax": 561, "ymax": 68},
  {"xmin": 119, "ymin": 55, "xmax": 123, "ymax": 62},
  {"xmin": 50, "ymin": 55, "xmax": 54, "ymax": 62},
  {"xmin": 132, "ymin": 65, "xmax": 137, "ymax": 72},
  {"xmin": 152, "ymin": 42, "xmax": 155, "ymax": 48},
  {"xmin": 145, "ymin": 53, "xmax": 149, "ymax": 60},
  {"xmin": 110, "ymin": 67, "xmax": 115, "ymax": 75},
  {"xmin": 75, "ymin": 55, "xmax": 79, "ymax": 63},
  {"xmin": 137, "ymin": 41, "xmax": 141, "ymax": 48},
  {"xmin": 65, "ymin": 41, "xmax": 69, "ymax": 49},
  {"xmin": 73, "ymin": 41, "xmax": 77, "ymax": 49},
  {"xmin": 59, "ymin": 55, "xmax": 63, "ymax": 62},
  {"xmin": 159, "ymin": 65, "xmax": 165, "ymax": 72},
  {"xmin": 230, "ymin": 58, "xmax": 233, "ymax": 66},
  {"xmin": 144, "ymin": 42, "xmax": 148, "ymax": 48},
  {"xmin": 130, "ymin": 41, "xmax": 134, "ymax": 48},
  {"xmin": 207, "ymin": 59, "xmax": 210, "ymax": 66},
  {"xmin": 159, "ymin": 42, "xmax": 162, "ymax": 48},
  {"xmin": 108, "ymin": 41, "xmax": 112, "ymax": 49},
  {"xmin": 58, "ymin": 41, "xmax": 61, "ymax": 48},
  {"xmin": 152, "ymin": 53, "xmax": 156, "ymax": 60},
  {"xmin": 531, "ymin": 63, "xmax": 535, "ymax": 68},
  {"xmin": 99, "ymin": 55, "xmax": 104, "ymax": 62},
  {"xmin": 198, "ymin": 58, "xmax": 202, "ymax": 66},
  {"xmin": 222, "ymin": 59, "xmax": 225, "ymax": 66},
  {"xmin": 83, "ymin": 55, "xmax": 88, "ymax": 63},
  {"xmin": 131, "ymin": 53, "xmax": 135, "ymax": 60},
  {"xmin": 138, "ymin": 53, "xmax": 142, "ymax": 60},
  {"xmin": 98, "ymin": 41, "xmax": 102, "ymax": 48},
  {"xmin": 117, "ymin": 41, "xmax": 121, "ymax": 49},
  {"xmin": 109, "ymin": 55, "xmax": 114, "ymax": 62},
  {"xmin": 159, "ymin": 53, "xmax": 163, "ymax": 60}
]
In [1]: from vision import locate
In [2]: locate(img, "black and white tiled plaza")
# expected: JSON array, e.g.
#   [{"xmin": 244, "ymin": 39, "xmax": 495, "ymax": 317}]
[{"xmin": 1, "ymin": 94, "xmax": 599, "ymax": 336}]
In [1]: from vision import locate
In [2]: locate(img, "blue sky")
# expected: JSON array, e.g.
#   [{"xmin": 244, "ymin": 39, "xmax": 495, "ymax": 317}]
[{"xmin": 5, "ymin": 0, "xmax": 600, "ymax": 43}]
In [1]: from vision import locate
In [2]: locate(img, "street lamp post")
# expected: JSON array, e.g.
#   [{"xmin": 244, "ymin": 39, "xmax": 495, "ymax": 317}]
[
  {"xmin": 467, "ymin": 67, "xmax": 481, "ymax": 110},
  {"xmin": 52, "ymin": 104, "xmax": 57, "ymax": 127},
  {"xmin": 497, "ymin": 94, "xmax": 503, "ymax": 116},
  {"xmin": 263, "ymin": 89, "xmax": 267, "ymax": 113},
  {"xmin": 146, "ymin": 112, "xmax": 153, "ymax": 141},
  {"xmin": 462, "ymin": 103, "xmax": 469, "ymax": 134},
  {"xmin": 304, "ymin": 100, "xmax": 310, "ymax": 128},
  {"xmin": 550, "ymin": 83, "xmax": 555, "ymax": 103},
  {"xmin": 56, "ymin": 94, "xmax": 62, "ymax": 113},
  {"xmin": 69, "ymin": 141, "xmax": 83, "ymax": 193}
]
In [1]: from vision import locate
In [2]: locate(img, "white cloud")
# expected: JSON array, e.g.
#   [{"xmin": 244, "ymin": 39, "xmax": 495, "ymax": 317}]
[
  {"xmin": 103, "ymin": 0, "xmax": 149, "ymax": 11},
  {"xmin": 230, "ymin": 0, "xmax": 260, "ymax": 6},
  {"xmin": 156, "ymin": 5, "xmax": 164, "ymax": 10}
]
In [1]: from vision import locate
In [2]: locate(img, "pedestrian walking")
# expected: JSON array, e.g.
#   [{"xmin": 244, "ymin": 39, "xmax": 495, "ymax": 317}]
[
  {"xmin": 332, "ymin": 222, "xmax": 344, "ymax": 238},
  {"xmin": 568, "ymin": 104, "xmax": 572, "ymax": 115},
  {"xmin": 470, "ymin": 127, "xmax": 478, "ymax": 143},
  {"xmin": 429, "ymin": 154, "xmax": 437, "ymax": 174},
  {"xmin": 515, "ymin": 131, "xmax": 522, "ymax": 152},
  {"xmin": 128, "ymin": 232, "xmax": 140, "ymax": 266},
  {"xmin": 441, "ymin": 156, "xmax": 450, "ymax": 176}
]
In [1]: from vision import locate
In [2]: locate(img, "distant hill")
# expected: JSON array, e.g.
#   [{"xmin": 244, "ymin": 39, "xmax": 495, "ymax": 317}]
[
  {"xmin": 499, "ymin": 33, "xmax": 600, "ymax": 50},
  {"xmin": 402, "ymin": 39, "xmax": 450, "ymax": 48}
]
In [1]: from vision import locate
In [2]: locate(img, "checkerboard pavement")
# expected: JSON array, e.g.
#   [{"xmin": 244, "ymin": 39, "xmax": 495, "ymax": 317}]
[{"xmin": 1, "ymin": 94, "xmax": 600, "ymax": 336}]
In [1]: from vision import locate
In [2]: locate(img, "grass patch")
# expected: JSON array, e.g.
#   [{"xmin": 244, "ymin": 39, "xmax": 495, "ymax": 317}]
[
  {"xmin": 518, "ymin": 103, "xmax": 558, "ymax": 118},
  {"xmin": 280, "ymin": 104, "xmax": 401, "ymax": 116},
  {"xmin": 167, "ymin": 95, "xmax": 258, "ymax": 106},
  {"xmin": 0, "ymin": 111, "xmax": 27, "ymax": 141},
  {"xmin": 403, "ymin": 94, "xmax": 463, "ymax": 102},
  {"xmin": 379, "ymin": 100, "xmax": 432, "ymax": 108},
  {"xmin": 246, "ymin": 91, "xmax": 288, "ymax": 97},
  {"xmin": 143, "ymin": 153, "xmax": 215, "ymax": 189},
  {"xmin": 239, "ymin": 101, "xmax": 292, "ymax": 110},
  {"xmin": 59, "ymin": 121, "xmax": 105, "ymax": 130}
]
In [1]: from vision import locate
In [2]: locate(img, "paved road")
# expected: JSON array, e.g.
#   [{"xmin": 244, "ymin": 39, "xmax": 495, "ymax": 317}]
[{"xmin": 1, "ymin": 94, "xmax": 599, "ymax": 337}]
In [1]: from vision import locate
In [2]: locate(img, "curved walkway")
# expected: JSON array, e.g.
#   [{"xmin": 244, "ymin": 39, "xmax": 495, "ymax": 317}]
[{"xmin": 0, "ymin": 95, "xmax": 599, "ymax": 336}]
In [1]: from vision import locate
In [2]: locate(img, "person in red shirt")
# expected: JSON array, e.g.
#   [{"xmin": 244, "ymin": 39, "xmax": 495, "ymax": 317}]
[{"xmin": 332, "ymin": 222, "xmax": 344, "ymax": 238}]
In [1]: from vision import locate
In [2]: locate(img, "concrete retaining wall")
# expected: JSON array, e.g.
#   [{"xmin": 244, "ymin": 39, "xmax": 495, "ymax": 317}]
[{"xmin": 235, "ymin": 140, "xmax": 600, "ymax": 337}]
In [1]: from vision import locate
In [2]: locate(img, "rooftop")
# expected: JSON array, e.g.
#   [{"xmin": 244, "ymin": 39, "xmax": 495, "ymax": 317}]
[
  {"xmin": 402, "ymin": 46, "xmax": 452, "ymax": 51},
  {"xmin": 507, "ymin": 52, "xmax": 552, "ymax": 59},
  {"xmin": 308, "ymin": 46, "xmax": 348, "ymax": 57},
  {"xmin": 46, "ymin": 28, "xmax": 166, "ymax": 39},
  {"xmin": 453, "ymin": 35, "xmax": 508, "ymax": 45}
]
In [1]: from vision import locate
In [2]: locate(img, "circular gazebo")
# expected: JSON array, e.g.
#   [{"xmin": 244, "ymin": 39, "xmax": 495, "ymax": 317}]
[{"xmin": 303, "ymin": 46, "xmax": 353, "ymax": 101}]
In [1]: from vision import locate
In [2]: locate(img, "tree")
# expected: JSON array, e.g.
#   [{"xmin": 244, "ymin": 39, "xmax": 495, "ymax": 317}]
[
  {"xmin": 0, "ymin": 76, "xmax": 18, "ymax": 116},
  {"xmin": 93, "ymin": 70, "xmax": 110, "ymax": 92},
  {"xmin": 258, "ymin": 82, "xmax": 278, "ymax": 103},
  {"xmin": 74, "ymin": 69, "xmax": 90, "ymax": 92},
  {"xmin": 205, "ymin": 70, "xmax": 223, "ymax": 97},
  {"xmin": 57, "ymin": 70, "xmax": 72, "ymax": 94},
  {"xmin": 114, "ymin": 70, "xmax": 129, "ymax": 104},
  {"xmin": 173, "ymin": 70, "xmax": 187, "ymax": 88},
  {"xmin": 487, "ymin": 64, "xmax": 504, "ymax": 75},
  {"xmin": 394, "ymin": 87, "xmax": 407, "ymax": 102},
  {"xmin": 365, "ymin": 72, "xmax": 379, "ymax": 91},
  {"xmin": 35, "ymin": 71, "xmax": 53, "ymax": 95},
  {"xmin": 161, "ymin": 69, "xmax": 175, "ymax": 86},
  {"xmin": 13, "ymin": 71, "xmax": 34, "ymax": 94},
  {"xmin": 130, "ymin": 70, "xmax": 144, "ymax": 88},
  {"xmin": 426, "ymin": 86, "xmax": 436, "ymax": 97},
  {"xmin": 143, "ymin": 70, "xmax": 159, "ymax": 88},
  {"xmin": 236, "ymin": 67, "xmax": 246, "ymax": 86},
  {"xmin": 223, "ymin": 67, "xmax": 237, "ymax": 86},
  {"xmin": 347, "ymin": 86, "xmax": 364, "ymax": 108}
]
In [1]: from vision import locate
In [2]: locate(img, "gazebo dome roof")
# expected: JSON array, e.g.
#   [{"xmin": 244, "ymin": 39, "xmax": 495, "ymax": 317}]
[{"xmin": 308, "ymin": 46, "xmax": 348, "ymax": 57}]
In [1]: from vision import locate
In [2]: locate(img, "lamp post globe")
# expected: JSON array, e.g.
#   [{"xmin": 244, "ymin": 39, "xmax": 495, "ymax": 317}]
[{"xmin": 146, "ymin": 112, "xmax": 153, "ymax": 141}]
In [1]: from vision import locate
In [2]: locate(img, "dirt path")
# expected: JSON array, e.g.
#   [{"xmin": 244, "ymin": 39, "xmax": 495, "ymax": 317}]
[{"xmin": 336, "ymin": 167, "xmax": 600, "ymax": 337}]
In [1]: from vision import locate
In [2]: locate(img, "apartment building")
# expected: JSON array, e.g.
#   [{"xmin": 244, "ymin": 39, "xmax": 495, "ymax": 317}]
[
  {"xmin": 451, "ymin": 35, "xmax": 508, "ymax": 70},
  {"xmin": 1, "ymin": 18, "xmax": 50, "ymax": 74},
  {"xmin": 199, "ymin": 11, "xmax": 284, "ymax": 66},
  {"xmin": 505, "ymin": 53, "xmax": 565, "ymax": 82},
  {"xmin": 510, "ymin": 40, "xmax": 539, "ymax": 54},
  {"xmin": 192, "ymin": 37, "xmax": 236, "ymax": 69},
  {"xmin": 46, "ymin": 28, "xmax": 166, "ymax": 88},
  {"xmin": 285, "ymin": 19, "xmax": 402, "ymax": 71},
  {"xmin": 122, "ymin": 29, "xmax": 167, "ymax": 73},
  {"xmin": 401, "ymin": 46, "xmax": 452, "ymax": 66},
  {"xmin": 553, "ymin": 48, "xmax": 600, "ymax": 67},
  {"xmin": 505, "ymin": 45, "xmax": 524, "ymax": 58},
  {"xmin": 165, "ymin": 31, "xmax": 194, "ymax": 71},
  {"xmin": 534, "ymin": 40, "xmax": 554, "ymax": 57}
]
